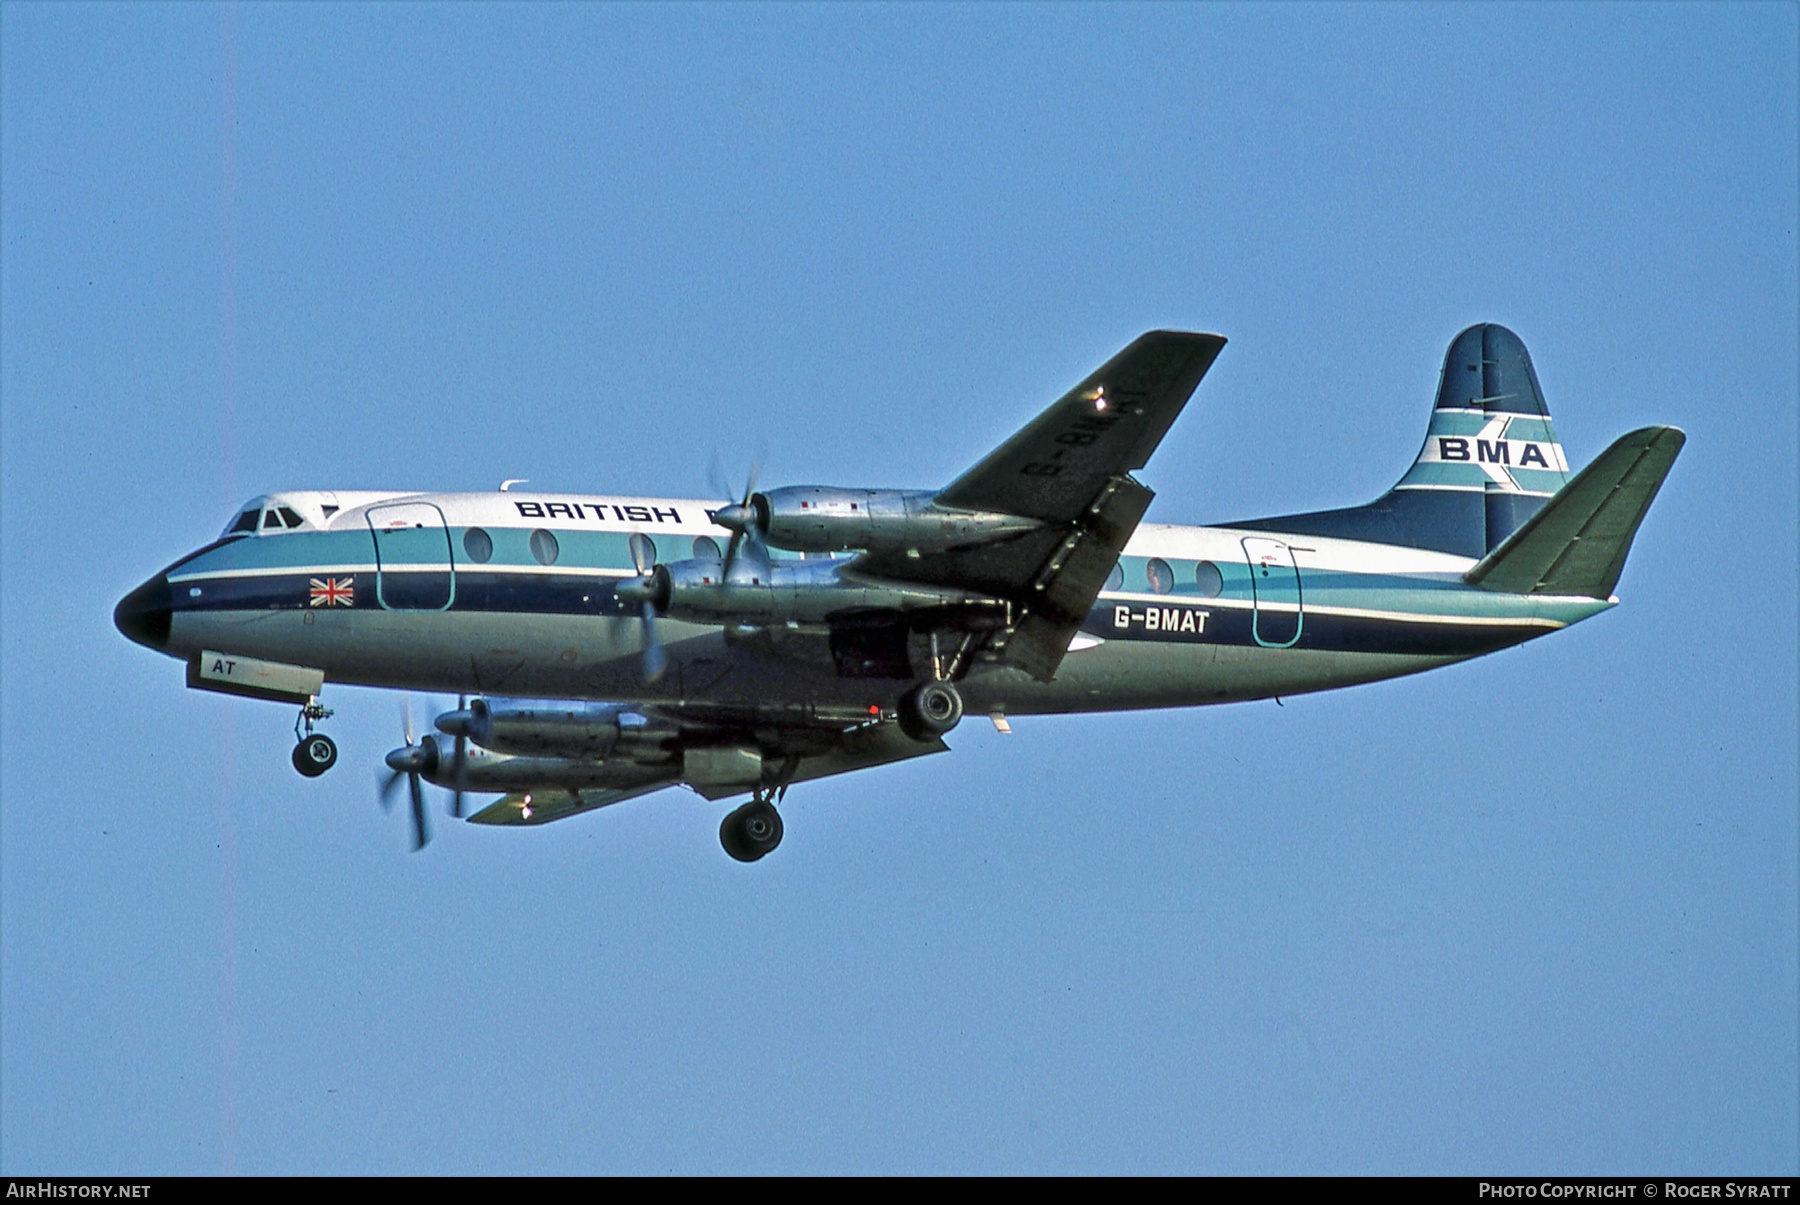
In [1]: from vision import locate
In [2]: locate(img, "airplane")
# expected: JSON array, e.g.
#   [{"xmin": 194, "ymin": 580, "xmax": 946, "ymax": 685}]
[{"xmin": 113, "ymin": 324, "xmax": 1684, "ymax": 861}]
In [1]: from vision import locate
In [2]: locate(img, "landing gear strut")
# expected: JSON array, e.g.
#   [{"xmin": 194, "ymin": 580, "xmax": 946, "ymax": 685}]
[
  {"xmin": 291, "ymin": 698, "xmax": 337, "ymax": 778},
  {"xmin": 720, "ymin": 789, "xmax": 784, "ymax": 862}
]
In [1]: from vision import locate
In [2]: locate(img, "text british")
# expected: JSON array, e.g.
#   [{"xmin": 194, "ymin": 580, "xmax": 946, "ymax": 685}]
[{"xmin": 514, "ymin": 501, "xmax": 683, "ymax": 523}]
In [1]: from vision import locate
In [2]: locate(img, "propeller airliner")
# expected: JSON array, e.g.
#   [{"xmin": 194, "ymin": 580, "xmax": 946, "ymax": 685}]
[{"xmin": 115, "ymin": 324, "xmax": 1683, "ymax": 860}]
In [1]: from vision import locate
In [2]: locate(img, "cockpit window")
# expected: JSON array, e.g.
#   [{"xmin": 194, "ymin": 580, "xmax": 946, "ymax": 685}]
[
  {"xmin": 262, "ymin": 509, "xmax": 284, "ymax": 530},
  {"xmin": 278, "ymin": 507, "xmax": 305, "ymax": 529},
  {"xmin": 230, "ymin": 509, "xmax": 260, "ymax": 534}
]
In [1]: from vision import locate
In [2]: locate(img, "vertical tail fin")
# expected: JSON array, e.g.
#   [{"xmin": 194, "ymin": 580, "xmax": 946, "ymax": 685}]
[
  {"xmin": 1231, "ymin": 323, "xmax": 1572, "ymax": 558},
  {"xmin": 1393, "ymin": 323, "xmax": 1572, "ymax": 551}
]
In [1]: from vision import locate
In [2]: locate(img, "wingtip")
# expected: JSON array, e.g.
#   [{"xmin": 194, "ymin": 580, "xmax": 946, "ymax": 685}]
[{"xmin": 1141, "ymin": 328, "xmax": 1227, "ymax": 346}]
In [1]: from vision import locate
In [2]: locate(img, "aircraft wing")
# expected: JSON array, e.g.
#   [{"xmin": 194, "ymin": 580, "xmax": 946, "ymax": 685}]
[
  {"xmin": 935, "ymin": 330, "xmax": 1226, "ymax": 522},
  {"xmin": 854, "ymin": 330, "xmax": 1226, "ymax": 681},
  {"xmin": 685, "ymin": 719, "xmax": 948, "ymax": 801},
  {"xmin": 467, "ymin": 782, "xmax": 672, "ymax": 826},
  {"xmin": 462, "ymin": 724, "xmax": 945, "ymax": 820}
]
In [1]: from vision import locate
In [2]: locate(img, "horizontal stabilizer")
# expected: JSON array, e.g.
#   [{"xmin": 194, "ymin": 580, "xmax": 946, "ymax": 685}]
[{"xmin": 1464, "ymin": 426, "xmax": 1685, "ymax": 598}]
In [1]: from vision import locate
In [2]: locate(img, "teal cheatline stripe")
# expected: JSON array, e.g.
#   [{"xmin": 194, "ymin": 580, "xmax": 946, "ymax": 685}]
[{"xmin": 172, "ymin": 530, "xmax": 369, "ymax": 574}]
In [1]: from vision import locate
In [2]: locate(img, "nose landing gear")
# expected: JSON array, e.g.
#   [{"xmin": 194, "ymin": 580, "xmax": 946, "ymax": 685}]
[
  {"xmin": 720, "ymin": 789, "xmax": 785, "ymax": 862},
  {"xmin": 291, "ymin": 699, "xmax": 337, "ymax": 778}
]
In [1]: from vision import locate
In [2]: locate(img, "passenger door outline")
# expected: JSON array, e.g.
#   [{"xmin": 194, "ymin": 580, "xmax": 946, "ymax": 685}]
[
  {"xmin": 367, "ymin": 502, "xmax": 456, "ymax": 611},
  {"xmin": 1241, "ymin": 536, "xmax": 1303, "ymax": 648}
]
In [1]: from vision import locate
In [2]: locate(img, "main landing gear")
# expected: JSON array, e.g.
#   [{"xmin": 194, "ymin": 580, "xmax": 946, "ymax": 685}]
[
  {"xmin": 720, "ymin": 789, "xmax": 785, "ymax": 862},
  {"xmin": 899, "ymin": 679, "xmax": 964, "ymax": 740},
  {"xmin": 291, "ymin": 699, "xmax": 338, "ymax": 778}
]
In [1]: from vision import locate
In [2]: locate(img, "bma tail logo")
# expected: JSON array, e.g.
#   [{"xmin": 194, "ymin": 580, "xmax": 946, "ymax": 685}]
[
  {"xmin": 1435, "ymin": 436, "xmax": 1552, "ymax": 468},
  {"xmin": 1415, "ymin": 413, "xmax": 1570, "ymax": 489},
  {"xmin": 309, "ymin": 577, "xmax": 354, "ymax": 607}
]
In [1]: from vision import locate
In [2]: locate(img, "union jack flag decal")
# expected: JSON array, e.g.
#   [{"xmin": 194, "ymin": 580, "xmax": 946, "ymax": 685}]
[{"xmin": 309, "ymin": 577, "xmax": 354, "ymax": 607}]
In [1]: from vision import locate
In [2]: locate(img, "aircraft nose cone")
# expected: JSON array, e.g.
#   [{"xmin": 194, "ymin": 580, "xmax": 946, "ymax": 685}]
[{"xmin": 114, "ymin": 575, "xmax": 173, "ymax": 651}]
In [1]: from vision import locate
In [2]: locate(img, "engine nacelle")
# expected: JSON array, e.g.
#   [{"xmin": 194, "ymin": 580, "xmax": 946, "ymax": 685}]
[
  {"xmin": 743, "ymin": 487, "xmax": 1040, "ymax": 554},
  {"xmin": 421, "ymin": 736, "xmax": 675, "ymax": 793},
  {"xmin": 465, "ymin": 698, "xmax": 677, "ymax": 762},
  {"xmin": 630, "ymin": 555, "xmax": 1000, "ymax": 628}
]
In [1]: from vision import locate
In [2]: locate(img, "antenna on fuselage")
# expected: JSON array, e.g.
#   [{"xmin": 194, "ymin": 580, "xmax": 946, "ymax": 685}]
[{"xmin": 499, "ymin": 479, "xmax": 529, "ymax": 492}]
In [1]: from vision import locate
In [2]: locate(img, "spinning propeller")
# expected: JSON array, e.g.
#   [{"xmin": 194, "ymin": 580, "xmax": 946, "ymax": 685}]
[
  {"xmin": 708, "ymin": 455, "xmax": 762, "ymax": 579},
  {"xmin": 617, "ymin": 455, "xmax": 768, "ymax": 676},
  {"xmin": 380, "ymin": 695, "xmax": 472, "ymax": 850},
  {"xmin": 380, "ymin": 700, "xmax": 431, "ymax": 851},
  {"xmin": 628, "ymin": 534, "xmax": 667, "ymax": 682}
]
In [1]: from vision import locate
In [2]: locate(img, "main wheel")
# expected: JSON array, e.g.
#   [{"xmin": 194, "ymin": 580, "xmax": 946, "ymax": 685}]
[
  {"xmin": 899, "ymin": 680, "xmax": 964, "ymax": 740},
  {"xmin": 720, "ymin": 798, "xmax": 784, "ymax": 862},
  {"xmin": 292, "ymin": 733, "xmax": 338, "ymax": 778}
]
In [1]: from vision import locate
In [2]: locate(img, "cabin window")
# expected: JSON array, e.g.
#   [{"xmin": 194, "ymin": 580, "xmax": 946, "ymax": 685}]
[
  {"xmin": 278, "ymin": 507, "xmax": 304, "ymax": 528},
  {"xmin": 463, "ymin": 527, "xmax": 493, "ymax": 564},
  {"xmin": 692, "ymin": 536, "xmax": 722, "ymax": 561},
  {"xmin": 1195, "ymin": 560, "xmax": 1223, "ymax": 598},
  {"xmin": 230, "ymin": 508, "xmax": 260, "ymax": 534},
  {"xmin": 1146, "ymin": 557, "xmax": 1174, "ymax": 595},
  {"xmin": 529, "ymin": 528, "xmax": 560, "ymax": 566},
  {"xmin": 1105, "ymin": 560, "xmax": 1124, "ymax": 592}
]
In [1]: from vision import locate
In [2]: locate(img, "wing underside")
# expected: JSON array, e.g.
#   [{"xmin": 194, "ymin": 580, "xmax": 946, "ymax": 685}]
[
  {"xmin": 468, "ymin": 782, "xmax": 672, "ymax": 826},
  {"xmin": 464, "ymin": 719, "xmax": 949, "ymax": 823}
]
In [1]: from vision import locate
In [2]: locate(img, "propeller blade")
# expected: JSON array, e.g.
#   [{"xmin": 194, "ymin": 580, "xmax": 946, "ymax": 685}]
[
  {"xmin": 706, "ymin": 453, "xmax": 735, "ymax": 508},
  {"xmin": 620, "ymin": 541, "xmax": 668, "ymax": 680},
  {"xmin": 451, "ymin": 694, "xmax": 468, "ymax": 818},
  {"xmin": 452, "ymin": 737, "xmax": 467, "ymax": 818},
  {"xmin": 381, "ymin": 701, "xmax": 435, "ymax": 847},
  {"xmin": 409, "ymin": 771, "xmax": 429, "ymax": 850},
  {"xmin": 642, "ymin": 601, "xmax": 667, "ymax": 680},
  {"xmin": 719, "ymin": 458, "xmax": 761, "ymax": 579},
  {"xmin": 742, "ymin": 456, "xmax": 761, "ymax": 507},
  {"xmin": 721, "ymin": 527, "xmax": 745, "ymax": 577}
]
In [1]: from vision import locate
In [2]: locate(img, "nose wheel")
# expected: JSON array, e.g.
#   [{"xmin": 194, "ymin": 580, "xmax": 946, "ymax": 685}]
[
  {"xmin": 291, "ymin": 699, "xmax": 337, "ymax": 778},
  {"xmin": 292, "ymin": 733, "xmax": 338, "ymax": 777},
  {"xmin": 720, "ymin": 791, "xmax": 784, "ymax": 862}
]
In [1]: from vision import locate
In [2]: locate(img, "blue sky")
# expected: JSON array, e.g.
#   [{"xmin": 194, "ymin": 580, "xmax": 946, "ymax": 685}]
[{"xmin": 3, "ymin": 2, "xmax": 1795, "ymax": 1174}]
